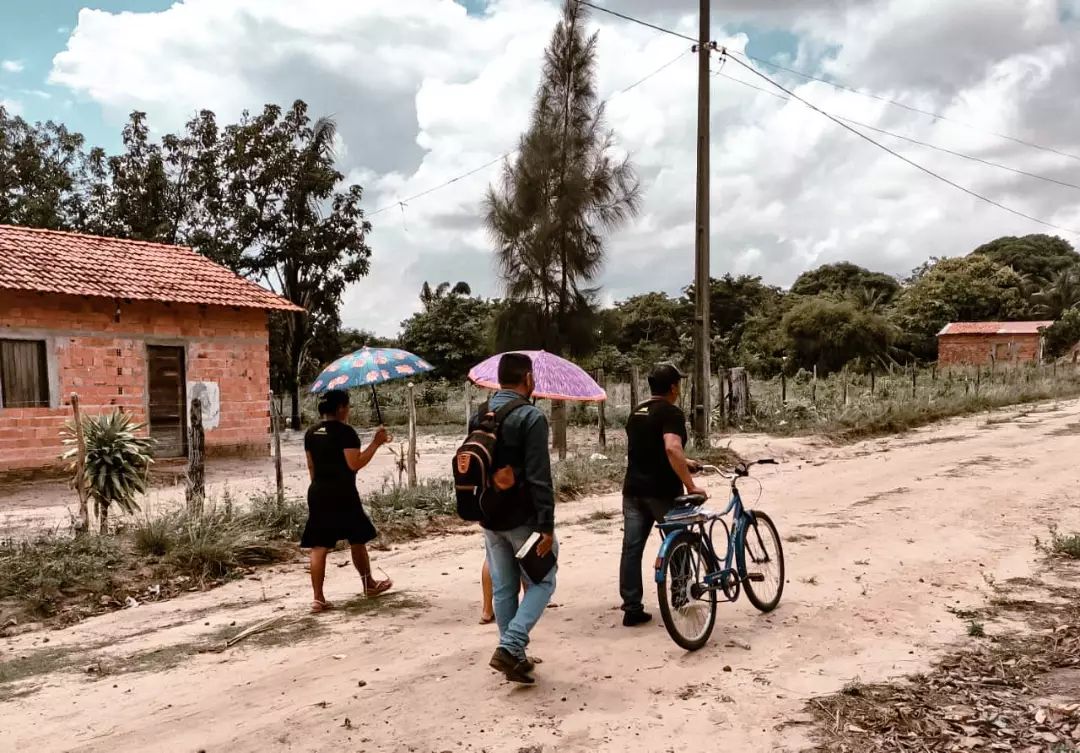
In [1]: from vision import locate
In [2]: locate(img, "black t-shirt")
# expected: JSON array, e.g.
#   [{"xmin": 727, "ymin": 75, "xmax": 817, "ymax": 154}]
[
  {"xmin": 304, "ymin": 420, "xmax": 362, "ymax": 488},
  {"xmin": 623, "ymin": 398, "xmax": 688, "ymax": 500}
]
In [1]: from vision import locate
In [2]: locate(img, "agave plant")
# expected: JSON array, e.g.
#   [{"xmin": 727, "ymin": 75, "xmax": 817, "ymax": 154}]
[{"xmin": 62, "ymin": 410, "xmax": 155, "ymax": 534}]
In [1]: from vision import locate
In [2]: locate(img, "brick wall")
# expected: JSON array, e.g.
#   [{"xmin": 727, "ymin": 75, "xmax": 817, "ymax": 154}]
[
  {"xmin": 938, "ymin": 334, "xmax": 1042, "ymax": 366},
  {"xmin": 0, "ymin": 291, "xmax": 271, "ymax": 473}
]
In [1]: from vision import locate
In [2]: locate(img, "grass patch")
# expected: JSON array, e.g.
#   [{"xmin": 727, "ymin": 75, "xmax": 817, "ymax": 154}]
[
  {"xmin": 553, "ymin": 452, "xmax": 626, "ymax": 502},
  {"xmin": 966, "ymin": 620, "xmax": 986, "ymax": 637},
  {"xmin": 1036, "ymin": 525, "xmax": 1080, "ymax": 560},
  {"xmin": 743, "ymin": 366, "xmax": 1080, "ymax": 441},
  {"xmin": 0, "ymin": 491, "xmax": 306, "ymax": 630},
  {"xmin": 366, "ymin": 480, "xmax": 458, "ymax": 543}
]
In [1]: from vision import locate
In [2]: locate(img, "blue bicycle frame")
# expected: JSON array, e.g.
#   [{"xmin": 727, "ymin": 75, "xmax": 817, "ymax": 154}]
[{"xmin": 653, "ymin": 480, "xmax": 759, "ymax": 594}]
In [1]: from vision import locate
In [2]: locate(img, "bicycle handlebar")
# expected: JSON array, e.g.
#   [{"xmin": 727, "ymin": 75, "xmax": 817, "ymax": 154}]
[{"xmin": 695, "ymin": 458, "xmax": 778, "ymax": 479}]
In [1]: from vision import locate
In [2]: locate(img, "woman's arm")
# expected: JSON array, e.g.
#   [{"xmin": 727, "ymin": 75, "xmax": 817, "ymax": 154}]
[
  {"xmin": 344, "ymin": 427, "xmax": 390, "ymax": 472},
  {"xmin": 306, "ymin": 451, "xmax": 315, "ymax": 481}
]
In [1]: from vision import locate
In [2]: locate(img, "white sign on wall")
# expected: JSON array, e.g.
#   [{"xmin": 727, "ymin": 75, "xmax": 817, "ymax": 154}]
[{"xmin": 187, "ymin": 381, "xmax": 221, "ymax": 431}]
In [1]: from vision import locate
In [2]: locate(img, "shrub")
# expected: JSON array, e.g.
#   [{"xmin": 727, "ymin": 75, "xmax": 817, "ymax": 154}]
[
  {"xmin": 62, "ymin": 410, "xmax": 155, "ymax": 533},
  {"xmin": 0, "ymin": 534, "xmax": 125, "ymax": 617}
]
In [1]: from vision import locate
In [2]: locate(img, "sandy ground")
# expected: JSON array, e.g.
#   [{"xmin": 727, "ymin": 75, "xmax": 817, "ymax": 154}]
[{"xmin": 4, "ymin": 400, "xmax": 1080, "ymax": 751}]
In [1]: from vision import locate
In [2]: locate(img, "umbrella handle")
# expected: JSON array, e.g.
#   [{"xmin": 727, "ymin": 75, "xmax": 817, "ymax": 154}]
[{"xmin": 370, "ymin": 384, "xmax": 384, "ymax": 425}]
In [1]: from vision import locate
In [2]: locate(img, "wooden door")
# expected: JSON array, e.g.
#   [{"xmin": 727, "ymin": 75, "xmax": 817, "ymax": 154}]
[{"xmin": 147, "ymin": 345, "xmax": 187, "ymax": 458}]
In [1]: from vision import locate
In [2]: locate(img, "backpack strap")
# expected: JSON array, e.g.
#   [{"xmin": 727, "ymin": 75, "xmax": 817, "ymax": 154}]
[
  {"xmin": 631, "ymin": 397, "xmax": 665, "ymax": 414},
  {"xmin": 493, "ymin": 398, "xmax": 530, "ymax": 435}
]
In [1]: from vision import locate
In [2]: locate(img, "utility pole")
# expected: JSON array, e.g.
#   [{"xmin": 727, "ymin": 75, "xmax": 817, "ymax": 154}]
[{"xmin": 692, "ymin": 0, "xmax": 713, "ymax": 446}]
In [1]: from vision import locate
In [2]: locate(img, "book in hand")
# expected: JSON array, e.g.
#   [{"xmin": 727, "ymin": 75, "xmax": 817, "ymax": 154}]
[{"xmin": 515, "ymin": 532, "xmax": 556, "ymax": 583}]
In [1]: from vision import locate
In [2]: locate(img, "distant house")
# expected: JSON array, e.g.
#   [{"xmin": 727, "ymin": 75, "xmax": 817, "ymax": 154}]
[
  {"xmin": 0, "ymin": 224, "xmax": 300, "ymax": 475},
  {"xmin": 936, "ymin": 321, "xmax": 1053, "ymax": 366}
]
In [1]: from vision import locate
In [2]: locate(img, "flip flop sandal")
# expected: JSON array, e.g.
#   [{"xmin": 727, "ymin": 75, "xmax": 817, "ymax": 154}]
[
  {"xmin": 362, "ymin": 568, "xmax": 393, "ymax": 598},
  {"xmin": 311, "ymin": 599, "xmax": 334, "ymax": 613}
]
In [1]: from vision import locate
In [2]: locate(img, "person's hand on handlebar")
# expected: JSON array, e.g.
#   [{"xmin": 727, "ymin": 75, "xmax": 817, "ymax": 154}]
[
  {"xmin": 685, "ymin": 481, "xmax": 709, "ymax": 500},
  {"xmin": 687, "ymin": 459, "xmax": 703, "ymax": 474}
]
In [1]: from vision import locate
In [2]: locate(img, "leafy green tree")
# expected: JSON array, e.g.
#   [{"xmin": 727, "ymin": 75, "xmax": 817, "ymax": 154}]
[
  {"xmin": 892, "ymin": 255, "xmax": 1029, "ymax": 359},
  {"xmin": 1031, "ymin": 267, "xmax": 1080, "ymax": 319},
  {"xmin": 1043, "ymin": 308, "xmax": 1080, "ymax": 359},
  {"xmin": 791, "ymin": 262, "xmax": 900, "ymax": 307},
  {"xmin": 103, "ymin": 112, "xmax": 172, "ymax": 241},
  {"xmin": 782, "ymin": 298, "xmax": 895, "ymax": 375},
  {"xmin": 971, "ymin": 234, "xmax": 1079, "ymax": 285},
  {"xmin": 685, "ymin": 274, "xmax": 783, "ymax": 365},
  {"xmin": 400, "ymin": 282, "xmax": 492, "ymax": 380},
  {"xmin": 0, "ymin": 106, "xmax": 88, "ymax": 230},
  {"xmin": 613, "ymin": 292, "xmax": 689, "ymax": 353},
  {"xmin": 485, "ymin": 0, "xmax": 640, "ymax": 353}
]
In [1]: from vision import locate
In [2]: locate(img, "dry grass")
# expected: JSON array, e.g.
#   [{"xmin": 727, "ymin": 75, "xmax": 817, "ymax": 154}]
[{"xmin": 805, "ymin": 561, "xmax": 1080, "ymax": 751}]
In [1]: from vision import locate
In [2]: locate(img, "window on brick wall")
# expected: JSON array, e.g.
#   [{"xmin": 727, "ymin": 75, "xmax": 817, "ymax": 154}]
[{"xmin": 0, "ymin": 339, "xmax": 50, "ymax": 408}]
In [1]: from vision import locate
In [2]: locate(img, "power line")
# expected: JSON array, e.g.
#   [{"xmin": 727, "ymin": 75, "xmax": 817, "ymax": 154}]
[
  {"xmin": 720, "ymin": 51, "xmax": 1080, "ymax": 236},
  {"xmin": 370, "ymin": 48, "xmax": 691, "ymax": 217},
  {"xmin": 727, "ymin": 49, "xmax": 1080, "ymax": 163},
  {"xmin": 714, "ymin": 70, "xmax": 1080, "ymax": 193},
  {"xmin": 579, "ymin": 1, "xmax": 697, "ymax": 43}
]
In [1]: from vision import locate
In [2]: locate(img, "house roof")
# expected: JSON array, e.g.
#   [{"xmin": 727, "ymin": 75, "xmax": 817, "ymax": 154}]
[
  {"xmin": 937, "ymin": 321, "xmax": 1054, "ymax": 337},
  {"xmin": 0, "ymin": 224, "xmax": 302, "ymax": 311}
]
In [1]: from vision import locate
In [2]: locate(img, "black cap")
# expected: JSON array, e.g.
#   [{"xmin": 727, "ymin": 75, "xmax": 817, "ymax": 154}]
[{"xmin": 648, "ymin": 363, "xmax": 686, "ymax": 395}]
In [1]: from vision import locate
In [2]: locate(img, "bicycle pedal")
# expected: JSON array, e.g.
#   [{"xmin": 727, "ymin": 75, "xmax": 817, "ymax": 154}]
[{"xmin": 745, "ymin": 573, "xmax": 765, "ymax": 583}]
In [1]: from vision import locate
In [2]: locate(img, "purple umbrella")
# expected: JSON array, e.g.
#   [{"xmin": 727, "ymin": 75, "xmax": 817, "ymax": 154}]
[{"xmin": 467, "ymin": 351, "xmax": 606, "ymax": 402}]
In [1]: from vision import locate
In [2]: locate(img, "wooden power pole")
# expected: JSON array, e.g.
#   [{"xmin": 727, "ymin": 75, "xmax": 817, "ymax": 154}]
[{"xmin": 692, "ymin": 0, "xmax": 713, "ymax": 446}]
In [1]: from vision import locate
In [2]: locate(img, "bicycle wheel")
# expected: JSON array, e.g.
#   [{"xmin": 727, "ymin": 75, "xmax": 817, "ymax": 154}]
[
  {"xmin": 656, "ymin": 531, "xmax": 717, "ymax": 651},
  {"xmin": 737, "ymin": 510, "xmax": 785, "ymax": 613}
]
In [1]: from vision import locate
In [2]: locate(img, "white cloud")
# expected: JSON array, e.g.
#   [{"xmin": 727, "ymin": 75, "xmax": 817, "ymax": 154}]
[
  {"xmin": 1, "ymin": 60, "xmax": 24, "ymax": 73},
  {"xmin": 47, "ymin": 0, "xmax": 1080, "ymax": 336}
]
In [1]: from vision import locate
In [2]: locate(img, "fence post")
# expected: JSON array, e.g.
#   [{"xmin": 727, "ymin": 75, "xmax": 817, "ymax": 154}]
[
  {"xmin": 270, "ymin": 391, "xmax": 284, "ymax": 507},
  {"xmin": 811, "ymin": 365, "xmax": 818, "ymax": 404},
  {"xmin": 70, "ymin": 393, "xmax": 92, "ymax": 534},
  {"xmin": 186, "ymin": 397, "xmax": 205, "ymax": 514},
  {"xmin": 629, "ymin": 365, "xmax": 641, "ymax": 408},
  {"xmin": 464, "ymin": 382, "xmax": 474, "ymax": 433},
  {"xmin": 596, "ymin": 369, "xmax": 608, "ymax": 450},
  {"xmin": 841, "ymin": 367, "xmax": 848, "ymax": 406},
  {"xmin": 870, "ymin": 367, "xmax": 876, "ymax": 397},
  {"xmin": 406, "ymin": 382, "xmax": 418, "ymax": 488},
  {"xmin": 911, "ymin": 365, "xmax": 917, "ymax": 399},
  {"xmin": 975, "ymin": 367, "xmax": 981, "ymax": 395},
  {"xmin": 717, "ymin": 368, "xmax": 727, "ymax": 427},
  {"xmin": 781, "ymin": 370, "xmax": 787, "ymax": 405},
  {"xmin": 552, "ymin": 401, "xmax": 568, "ymax": 460}
]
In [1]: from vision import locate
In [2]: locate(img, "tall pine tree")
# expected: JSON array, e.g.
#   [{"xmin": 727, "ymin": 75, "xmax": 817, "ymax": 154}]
[{"xmin": 485, "ymin": 0, "xmax": 640, "ymax": 353}]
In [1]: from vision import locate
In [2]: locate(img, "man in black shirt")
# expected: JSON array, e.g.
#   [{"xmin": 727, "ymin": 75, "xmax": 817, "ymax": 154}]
[{"xmin": 620, "ymin": 363, "xmax": 707, "ymax": 627}]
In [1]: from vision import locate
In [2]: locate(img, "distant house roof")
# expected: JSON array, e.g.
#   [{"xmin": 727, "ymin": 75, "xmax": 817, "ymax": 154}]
[
  {"xmin": 0, "ymin": 224, "xmax": 301, "ymax": 312},
  {"xmin": 937, "ymin": 321, "xmax": 1054, "ymax": 337}
]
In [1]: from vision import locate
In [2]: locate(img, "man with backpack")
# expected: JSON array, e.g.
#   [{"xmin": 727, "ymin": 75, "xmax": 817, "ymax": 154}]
[
  {"xmin": 454, "ymin": 353, "xmax": 556, "ymax": 683},
  {"xmin": 620, "ymin": 363, "xmax": 707, "ymax": 627}
]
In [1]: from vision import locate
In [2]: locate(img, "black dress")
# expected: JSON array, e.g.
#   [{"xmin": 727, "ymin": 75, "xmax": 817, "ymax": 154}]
[{"xmin": 300, "ymin": 420, "xmax": 377, "ymax": 548}]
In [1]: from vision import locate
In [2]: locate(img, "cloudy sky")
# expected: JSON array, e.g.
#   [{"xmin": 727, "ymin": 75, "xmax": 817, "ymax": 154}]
[{"xmin": 2, "ymin": 0, "xmax": 1079, "ymax": 335}]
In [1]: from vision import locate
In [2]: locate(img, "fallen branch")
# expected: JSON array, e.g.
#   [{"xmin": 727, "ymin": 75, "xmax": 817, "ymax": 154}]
[{"xmin": 225, "ymin": 614, "xmax": 286, "ymax": 648}]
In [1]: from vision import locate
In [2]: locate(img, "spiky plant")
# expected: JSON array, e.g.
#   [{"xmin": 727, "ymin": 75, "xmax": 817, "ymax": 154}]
[{"xmin": 62, "ymin": 410, "xmax": 155, "ymax": 534}]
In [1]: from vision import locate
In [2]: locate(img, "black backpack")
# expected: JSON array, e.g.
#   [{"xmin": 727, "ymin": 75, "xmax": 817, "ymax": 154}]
[{"xmin": 453, "ymin": 398, "xmax": 529, "ymax": 521}]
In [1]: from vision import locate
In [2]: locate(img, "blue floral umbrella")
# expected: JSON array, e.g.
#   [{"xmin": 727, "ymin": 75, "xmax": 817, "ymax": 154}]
[{"xmin": 309, "ymin": 346, "xmax": 434, "ymax": 424}]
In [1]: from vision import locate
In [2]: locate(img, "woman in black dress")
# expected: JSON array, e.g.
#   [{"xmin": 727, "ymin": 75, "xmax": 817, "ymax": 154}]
[{"xmin": 303, "ymin": 390, "xmax": 392, "ymax": 612}]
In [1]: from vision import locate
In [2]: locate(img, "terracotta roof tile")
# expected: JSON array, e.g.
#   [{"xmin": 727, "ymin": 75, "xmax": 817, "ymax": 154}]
[
  {"xmin": 937, "ymin": 321, "xmax": 1053, "ymax": 336},
  {"xmin": 0, "ymin": 224, "xmax": 301, "ymax": 311}
]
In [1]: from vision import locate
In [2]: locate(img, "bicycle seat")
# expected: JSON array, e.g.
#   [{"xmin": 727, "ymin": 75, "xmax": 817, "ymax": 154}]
[{"xmin": 674, "ymin": 494, "xmax": 706, "ymax": 507}]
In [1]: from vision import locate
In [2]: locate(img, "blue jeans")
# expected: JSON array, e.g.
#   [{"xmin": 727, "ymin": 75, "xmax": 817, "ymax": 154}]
[
  {"xmin": 620, "ymin": 496, "xmax": 672, "ymax": 613},
  {"xmin": 484, "ymin": 525, "xmax": 557, "ymax": 661}
]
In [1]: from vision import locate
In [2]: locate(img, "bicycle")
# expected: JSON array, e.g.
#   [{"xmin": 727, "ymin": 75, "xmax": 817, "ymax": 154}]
[{"xmin": 654, "ymin": 459, "xmax": 786, "ymax": 651}]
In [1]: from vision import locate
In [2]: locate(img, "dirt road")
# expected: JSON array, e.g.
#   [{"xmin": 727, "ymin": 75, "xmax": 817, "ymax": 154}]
[{"xmin": 4, "ymin": 400, "xmax": 1080, "ymax": 752}]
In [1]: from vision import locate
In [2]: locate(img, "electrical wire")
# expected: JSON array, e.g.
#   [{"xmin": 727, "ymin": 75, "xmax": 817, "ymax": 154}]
[
  {"xmin": 579, "ymin": 0, "xmax": 697, "ymax": 44},
  {"xmin": 727, "ymin": 49, "xmax": 1080, "ymax": 163},
  {"xmin": 370, "ymin": 48, "xmax": 692, "ymax": 217},
  {"xmin": 714, "ymin": 70, "xmax": 1080, "ymax": 193},
  {"xmin": 720, "ymin": 51, "xmax": 1080, "ymax": 236}
]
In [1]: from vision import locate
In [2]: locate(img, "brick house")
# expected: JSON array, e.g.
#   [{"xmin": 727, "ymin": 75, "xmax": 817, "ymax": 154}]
[
  {"xmin": 936, "ymin": 321, "xmax": 1053, "ymax": 366},
  {"xmin": 0, "ymin": 224, "xmax": 300, "ymax": 474}
]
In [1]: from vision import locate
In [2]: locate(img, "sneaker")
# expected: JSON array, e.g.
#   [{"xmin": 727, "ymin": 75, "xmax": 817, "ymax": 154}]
[
  {"xmin": 623, "ymin": 610, "xmax": 653, "ymax": 627},
  {"xmin": 489, "ymin": 647, "xmax": 535, "ymax": 684}
]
